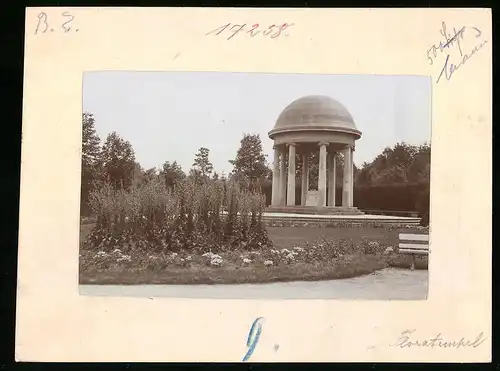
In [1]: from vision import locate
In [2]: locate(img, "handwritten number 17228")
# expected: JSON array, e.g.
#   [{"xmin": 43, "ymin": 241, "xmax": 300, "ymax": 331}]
[{"xmin": 206, "ymin": 23, "xmax": 293, "ymax": 40}]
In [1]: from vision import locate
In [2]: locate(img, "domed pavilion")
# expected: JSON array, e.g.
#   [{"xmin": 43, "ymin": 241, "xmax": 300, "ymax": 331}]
[{"xmin": 268, "ymin": 95, "xmax": 363, "ymax": 215}]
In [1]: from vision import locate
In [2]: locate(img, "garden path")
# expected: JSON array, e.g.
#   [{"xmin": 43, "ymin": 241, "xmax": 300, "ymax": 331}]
[{"xmin": 80, "ymin": 268, "xmax": 428, "ymax": 300}]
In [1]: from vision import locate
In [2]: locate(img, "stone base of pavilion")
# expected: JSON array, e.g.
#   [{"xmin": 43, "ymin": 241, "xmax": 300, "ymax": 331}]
[
  {"xmin": 265, "ymin": 205, "xmax": 365, "ymax": 216},
  {"xmin": 263, "ymin": 206, "xmax": 421, "ymax": 226}
]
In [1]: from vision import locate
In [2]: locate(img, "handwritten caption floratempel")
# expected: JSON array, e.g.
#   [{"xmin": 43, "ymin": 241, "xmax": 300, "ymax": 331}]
[
  {"xmin": 390, "ymin": 329, "xmax": 487, "ymax": 349},
  {"xmin": 206, "ymin": 23, "xmax": 293, "ymax": 40},
  {"xmin": 34, "ymin": 11, "xmax": 78, "ymax": 34},
  {"xmin": 427, "ymin": 22, "xmax": 488, "ymax": 84}
]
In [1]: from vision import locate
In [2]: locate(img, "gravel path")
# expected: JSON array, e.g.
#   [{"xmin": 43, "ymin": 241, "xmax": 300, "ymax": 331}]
[{"xmin": 79, "ymin": 268, "xmax": 428, "ymax": 300}]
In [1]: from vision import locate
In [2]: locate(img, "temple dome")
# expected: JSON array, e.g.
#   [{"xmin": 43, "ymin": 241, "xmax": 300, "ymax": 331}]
[{"xmin": 269, "ymin": 95, "xmax": 360, "ymax": 138}]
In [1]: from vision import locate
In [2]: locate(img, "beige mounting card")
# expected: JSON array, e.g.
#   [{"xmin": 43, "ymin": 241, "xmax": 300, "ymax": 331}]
[{"xmin": 18, "ymin": 7, "xmax": 491, "ymax": 363}]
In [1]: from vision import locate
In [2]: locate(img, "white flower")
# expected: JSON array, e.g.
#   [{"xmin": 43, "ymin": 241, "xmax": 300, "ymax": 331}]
[
  {"xmin": 210, "ymin": 257, "xmax": 223, "ymax": 266},
  {"xmin": 170, "ymin": 252, "xmax": 178, "ymax": 258},
  {"xmin": 293, "ymin": 246, "xmax": 305, "ymax": 253},
  {"xmin": 264, "ymin": 260, "xmax": 274, "ymax": 266},
  {"xmin": 249, "ymin": 251, "xmax": 260, "ymax": 256},
  {"xmin": 186, "ymin": 256, "xmax": 192, "ymax": 261},
  {"xmin": 384, "ymin": 246, "xmax": 394, "ymax": 254},
  {"xmin": 180, "ymin": 258, "xmax": 185, "ymax": 262},
  {"xmin": 242, "ymin": 258, "xmax": 252, "ymax": 264},
  {"xmin": 285, "ymin": 253, "xmax": 296, "ymax": 261},
  {"xmin": 96, "ymin": 251, "xmax": 107, "ymax": 257},
  {"xmin": 148, "ymin": 255, "xmax": 157, "ymax": 259},
  {"xmin": 280, "ymin": 248, "xmax": 291, "ymax": 254},
  {"xmin": 117, "ymin": 254, "xmax": 131, "ymax": 262}
]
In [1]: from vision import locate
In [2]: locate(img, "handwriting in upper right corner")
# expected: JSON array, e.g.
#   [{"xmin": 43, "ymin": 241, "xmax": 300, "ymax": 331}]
[
  {"xmin": 427, "ymin": 22, "xmax": 488, "ymax": 84},
  {"xmin": 206, "ymin": 23, "xmax": 294, "ymax": 40}
]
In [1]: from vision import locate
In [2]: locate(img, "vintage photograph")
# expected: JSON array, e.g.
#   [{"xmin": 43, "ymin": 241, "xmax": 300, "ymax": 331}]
[{"xmin": 79, "ymin": 71, "xmax": 431, "ymax": 299}]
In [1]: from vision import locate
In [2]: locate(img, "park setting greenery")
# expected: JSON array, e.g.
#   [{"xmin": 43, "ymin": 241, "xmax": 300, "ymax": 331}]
[{"xmin": 80, "ymin": 112, "xmax": 430, "ymax": 284}]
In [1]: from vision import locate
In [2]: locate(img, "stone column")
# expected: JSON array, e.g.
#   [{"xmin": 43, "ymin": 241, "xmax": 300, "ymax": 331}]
[
  {"xmin": 286, "ymin": 143, "xmax": 296, "ymax": 206},
  {"xmin": 342, "ymin": 146, "xmax": 352, "ymax": 207},
  {"xmin": 301, "ymin": 153, "xmax": 309, "ymax": 206},
  {"xmin": 350, "ymin": 146, "xmax": 355, "ymax": 207},
  {"xmin": 328, "ymin": 152, "xmax": 336, "ymax": 207},
  {"xmin": 279, "ymin": 147, "xmax": 287, "ymax": 205},
  {"xmin": 317, "ymin": 142, "xmax": 328, "ymax": 207},
  {"xmin": 271, "ymin": 145, "xmax": 280, "ymax": 206}
]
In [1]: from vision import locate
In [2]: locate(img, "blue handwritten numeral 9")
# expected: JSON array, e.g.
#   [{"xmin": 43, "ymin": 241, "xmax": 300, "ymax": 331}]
[{"xmin": 242, "ymin": 317, "xmax": 265, "ymax": 361}]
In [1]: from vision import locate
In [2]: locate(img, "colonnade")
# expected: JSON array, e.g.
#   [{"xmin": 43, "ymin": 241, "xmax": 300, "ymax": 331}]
[{"xmin": 271, "ymin": 142, "xmax": 354, "ymax": 208}]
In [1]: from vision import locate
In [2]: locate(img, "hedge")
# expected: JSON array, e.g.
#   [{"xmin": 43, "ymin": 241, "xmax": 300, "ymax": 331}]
[{"xmin": 260, "ymin": 182, "xmax": 430, "ymax": 216}]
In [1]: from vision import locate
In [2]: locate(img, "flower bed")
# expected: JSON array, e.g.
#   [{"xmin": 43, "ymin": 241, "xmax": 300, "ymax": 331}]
[
  {"xmin": 84, "ymin": 178, "xmax": 274, "ymax": 253},
  {"xmin": 79, "ymin": 231, "xmax": 427, "ymax": 285},
  {"xmin": 80, "ymin": 178, "xmax": 428, "ymax": 285}
]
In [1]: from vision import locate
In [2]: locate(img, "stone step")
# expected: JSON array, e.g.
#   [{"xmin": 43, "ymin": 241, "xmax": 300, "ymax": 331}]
[{"xmin": 265, "ymin": 206, "xmax": 365, "ymax": 215}]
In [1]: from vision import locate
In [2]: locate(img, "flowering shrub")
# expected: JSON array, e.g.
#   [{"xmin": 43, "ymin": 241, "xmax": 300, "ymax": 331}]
[
  {"xmin": 284, "ymin": 252, "xmax": 297, "ymax": 264},
  {"xmin": 364, "ymin": 241, "xmax": 380, "ymax": 254},
  {"xmin": 384, "ymin": 246, "xmax": 394, "ymax": 255},
  {"xmin": 210, "ymin": 256, "xmax": 223, "ymax": 267},
  {"xmin": 83, "ymin": 177, "xmax": 272, "ymax": 254}
]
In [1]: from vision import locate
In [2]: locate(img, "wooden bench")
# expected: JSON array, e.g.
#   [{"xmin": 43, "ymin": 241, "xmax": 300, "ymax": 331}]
[{"xmin": 398, "ymin": 233, "xmax": 430, "ymax": 270}]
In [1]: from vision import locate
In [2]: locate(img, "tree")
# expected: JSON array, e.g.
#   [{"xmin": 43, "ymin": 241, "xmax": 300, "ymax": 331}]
[
  {"xmin": 191, "ymin": 147, "xmax": 213, "ymax": 180},
  {"xmin": 81, "ymin": 112, "xmax": 102, "ymax": 214},
  {"xmin": 229, "ymin": 134, "xmax": 270, "ymax": 185},
  {"xmin": 160, "ymin": 160, "xmax": 186, "ymax": 188},
  {"xmin": 132, "ymin": 162, "xmax": 144, "ymax": 187},
  {"xmin": 356, "ymin": 142, "xmax": 431, "ymax": 186},
  {"xmin": 143, "ymin": 167, "xmax": 158, "ymax": 182},
  {"xmin": 100, "ymin": 131, "xmax": 136, "ymax": 190},
  {"xmin": 407, "ymin": 143, "xmax": 431, "ymax": 183}
]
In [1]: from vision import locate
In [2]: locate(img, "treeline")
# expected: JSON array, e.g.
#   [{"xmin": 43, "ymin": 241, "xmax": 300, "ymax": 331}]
[
  {"xmin": 81, "ymin": 112, "xmax": 272, "ymax": 215},
  {"xmin": 82, "ymin": 112, "xmax": 430, "ymax": 224}
]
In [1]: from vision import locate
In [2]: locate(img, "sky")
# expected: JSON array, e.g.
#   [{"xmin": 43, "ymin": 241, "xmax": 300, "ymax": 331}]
[{"xmin": 82, "ymin": 71, "xmax": 431, "ymax": 175}]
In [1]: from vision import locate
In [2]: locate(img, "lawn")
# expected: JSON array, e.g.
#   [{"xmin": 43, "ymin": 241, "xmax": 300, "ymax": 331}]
[{"xmin": 79, "ymin": 223, "xmax": 428, "ymax": 285}]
